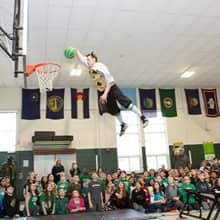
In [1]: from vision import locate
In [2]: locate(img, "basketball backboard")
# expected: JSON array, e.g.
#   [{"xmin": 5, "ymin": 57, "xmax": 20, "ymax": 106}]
[{"xmin": 0, "ymin": 0, "xmax": 28, "ymax": 86}]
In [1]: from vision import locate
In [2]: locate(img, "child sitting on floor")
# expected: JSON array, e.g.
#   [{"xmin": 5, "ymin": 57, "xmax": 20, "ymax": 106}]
[{"xmin": 68, "ymin": 190, "xmax": 86, "ymax": 213}]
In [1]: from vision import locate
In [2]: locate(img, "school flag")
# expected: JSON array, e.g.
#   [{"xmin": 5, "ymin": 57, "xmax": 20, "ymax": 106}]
[
  {"xmin": 184, "ymin": 89, "xmax": 201, "ymax": 115},
  {"xmin": 46, "ymin": 89, "xmax": 65, "ymax": 119},
  {"xmin": 159, "ymin": 89, "xmax": 177, "ymax": 117},
  {"xmin": 71, "ymin": 88, "xmax": 90, "ymax": 119},
  {"xmin": 201, "ymin": 88, "xmax": 220, "ymax": 117},
  {"xmin": 139, "ymin": 89, "xmax": 157, "ymax": 117},
  {"xmin": 21, "ymin": 88, "xmax": 40, "ymax": 119}
]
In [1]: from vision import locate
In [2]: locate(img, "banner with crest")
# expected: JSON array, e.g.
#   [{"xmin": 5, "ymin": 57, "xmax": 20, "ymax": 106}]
[
  {"xmin": 21, "ymin": 88, "xmax": 40, "ymax": 119},
  {"xmin": 201, "ymin": 88, "xmax": 219, "ymax": 117},
  {"xmin": 46, "ymin": 89, "xmax": 65, "ymax": 119},
  {"xmin": 184, "ymin": 89, "xmax": 201, "ymax": 115},
  {"xmin": 139, "ymin": 89, "xmax": 157, "ymax": 117},
  {"xmin": 159, "ymin": 89, "xmax": 177, "ymax": 117}
]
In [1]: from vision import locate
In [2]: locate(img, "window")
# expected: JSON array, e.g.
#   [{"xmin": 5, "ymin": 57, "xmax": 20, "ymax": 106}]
[
  {"xmin": 116, "ymin": 111, "xmax": 141, "ymax": 172},
  {"xmin": 116, "ymin": 111, "xmax": 169, "ymax": 172},
  {"xmin": 0, "ymin": 112, "xmax": 16, "ymax": 152},
  {"xmin": 144, "ymin": 112, "xmax": 169, "ymax": 170}
]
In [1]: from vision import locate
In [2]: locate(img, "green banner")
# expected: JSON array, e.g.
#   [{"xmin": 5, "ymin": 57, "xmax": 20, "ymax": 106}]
[
  {"xmin": 203, "ymin": 142, "xmax": 214, "ymax": 155},
  {"xmin": 159, "ymin": 89, "xmax": 177, "ymax": 117}
]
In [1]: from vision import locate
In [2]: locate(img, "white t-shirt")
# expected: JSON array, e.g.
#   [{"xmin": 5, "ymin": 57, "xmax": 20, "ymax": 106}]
[{"xmin": 80, "ymin": 56, "xmax": 115, "ymax": 84}]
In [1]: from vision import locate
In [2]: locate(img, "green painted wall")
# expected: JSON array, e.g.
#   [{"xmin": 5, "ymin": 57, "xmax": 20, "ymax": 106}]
[
  {"xmin": 14, "ymin": 151, "xmax": 33, "ymax": 200},
  {"xmin": 76, "ymin": 148, "xmax": 118, "ymax": 173},
  {"xmin": 214, "ymin": 143, "xmax": 220, "ymax": 158}
]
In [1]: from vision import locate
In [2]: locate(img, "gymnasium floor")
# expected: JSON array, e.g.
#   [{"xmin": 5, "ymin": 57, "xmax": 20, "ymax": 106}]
[{"xmin": 15, "ymin": 209, "xmax": 218, "ymax": 220}]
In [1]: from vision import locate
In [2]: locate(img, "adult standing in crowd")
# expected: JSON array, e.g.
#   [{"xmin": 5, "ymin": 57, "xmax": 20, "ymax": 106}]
[
  {"xmin": 1, "ymin": 156, "xmax": 16, "ymax": 185},
  {"xmin": 174, "ymin": 146, "xmax": 190, "ymax": 169},
  {"xmin": 69, "ymin": 162, "xmax": 81, "ymax": 177},
  {"xmin": 51, "ymin": 159, "xmax": 64, "ymax": 184}
]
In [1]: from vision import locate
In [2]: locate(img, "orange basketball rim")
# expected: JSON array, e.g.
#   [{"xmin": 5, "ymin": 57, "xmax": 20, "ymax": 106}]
[{"xmin": 26, "ymin": 62, "xmax": 61, "ymax": 92}]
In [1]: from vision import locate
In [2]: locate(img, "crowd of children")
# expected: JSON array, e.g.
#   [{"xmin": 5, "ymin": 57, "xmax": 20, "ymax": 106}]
[{"xmin": 0, "ymin": 158, "xmax": 219, "ymax": 217}]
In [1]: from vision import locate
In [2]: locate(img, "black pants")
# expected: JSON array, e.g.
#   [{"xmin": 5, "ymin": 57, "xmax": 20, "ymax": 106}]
[{"xmin": 98, "ymin": 84, "xmax": 132, "ymax": 115}]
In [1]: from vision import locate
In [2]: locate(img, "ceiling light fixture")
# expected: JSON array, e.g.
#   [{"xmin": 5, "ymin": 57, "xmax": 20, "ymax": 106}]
[{"xmin": 181, "ymin": 71, "xmax": 195, "ymax": 78}]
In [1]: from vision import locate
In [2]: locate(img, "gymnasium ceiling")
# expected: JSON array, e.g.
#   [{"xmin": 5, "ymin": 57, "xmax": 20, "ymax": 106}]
[{"xmin": 1, "ymin": 0, "xmax": 220, "ymax": 89}]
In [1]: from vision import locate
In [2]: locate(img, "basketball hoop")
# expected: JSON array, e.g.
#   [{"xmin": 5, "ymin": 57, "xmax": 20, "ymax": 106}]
[{"xmin": 26, "ymin": 62, "xmax": 61, "ymax": 92}]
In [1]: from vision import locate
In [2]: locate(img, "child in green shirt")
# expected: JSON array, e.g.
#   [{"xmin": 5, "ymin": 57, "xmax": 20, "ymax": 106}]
[
  {"xmin": 179, "ymin": 175, "xmax": 199, "ymax": 210},
  {"xmin": 57, "ymin": 174, "xmax": 70, "ymax": 192},
  {"xmin": 118, "ymin": 171, "xmax": 130, "ymax": 193},
  {"xmin": 55, "ymin": 188, "xmax": 69, "ymax": 215},
  {"xmin": 24, "ymin": 183, "xmax": 39, "ymax": 216},
  {"xmin": 39, "ymin": 183, "xmax": 56, "ymax": 216}
]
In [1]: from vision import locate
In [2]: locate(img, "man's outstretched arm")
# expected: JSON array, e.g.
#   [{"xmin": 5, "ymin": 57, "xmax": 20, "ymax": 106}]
[{"xmin": 75, "ymin": 48, "xmax": 88, "ymax": 66}]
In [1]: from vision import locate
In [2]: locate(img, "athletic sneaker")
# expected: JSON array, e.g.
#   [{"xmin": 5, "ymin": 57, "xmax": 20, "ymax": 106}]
[
  {"xmin": 140, "ymin": 115, "xmax": 149, "ymax": 128},
  {"xmin": 119, "ymin": 123, "xmax": 128, "ymax": 136}
]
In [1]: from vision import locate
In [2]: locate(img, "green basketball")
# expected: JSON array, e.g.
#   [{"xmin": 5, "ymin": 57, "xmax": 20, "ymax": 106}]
[{"xmin": 64, "ymin": 47, "xmax": 76, "ymax": 59}]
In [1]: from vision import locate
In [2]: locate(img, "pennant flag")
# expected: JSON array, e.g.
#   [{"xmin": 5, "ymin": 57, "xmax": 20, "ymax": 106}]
[
  {"xmin": 46, "ymin": 89, "xmax": 65, "ymax": 119},
  {"xmin": 159, "ymin": 89, "xmax": 177, "ymax": 117},
  {"xmin": 184, "ymin": 89, "xmax": 201, "ymax": 115},
  {"xmin": 139, "ymin": 89, "xmax": 157, "ymax": 117},
  {"xmin": 21, "ymin": 88, "xmax": 40, "ymax": 119},
  {"xmin": 71, "ymin": 88, "xmax": 90, "ymax": 119},
  {"xmin": 201, "ymin": 88, "xmax": 220, "ymax": 117}
]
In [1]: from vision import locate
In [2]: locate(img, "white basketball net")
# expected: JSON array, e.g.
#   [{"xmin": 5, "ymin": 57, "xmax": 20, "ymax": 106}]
[{"xmin": 35, "ymin": 63, "xmax": 60, "ymax": 92}]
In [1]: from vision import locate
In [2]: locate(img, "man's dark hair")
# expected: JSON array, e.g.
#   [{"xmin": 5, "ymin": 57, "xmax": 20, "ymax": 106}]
[{"xmin": 86, "ymin": 51, "xmax": 98, "ymax": 62}]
